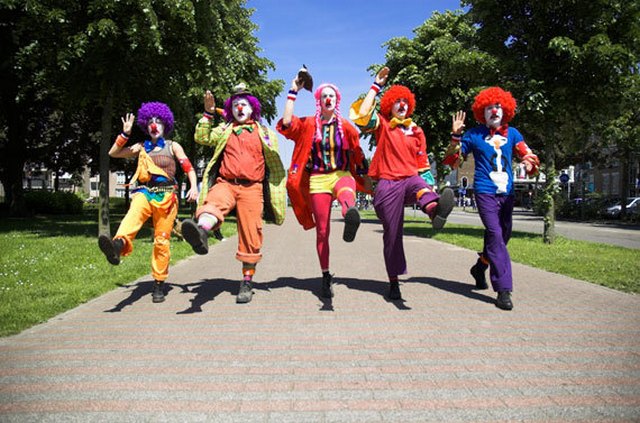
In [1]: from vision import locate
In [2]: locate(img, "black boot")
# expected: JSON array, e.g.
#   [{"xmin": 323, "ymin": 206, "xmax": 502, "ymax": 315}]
[
  {"xmin": 496, "ymin": 291, "xmax": 513, "ymax": 310},
  {"xmin": 152, "ymin": 281, "xmax": 165, "ymax": 303},
  {"xmin": 342, "ymin": 207, "xmax": 361, "ymax": 242},
  {"xmin": 388, "ymin": 280, "xmax": 401, "ymax": 300},
  {"xmin": 431, "ymin": 187, "xmax": 455, "ymax": 230},
  {"xmin": 181, "ymin": 219, "xmax": 209, "ymax": 255},
  {"xmin": 321, "ymin": 272, "xmax": 334, "ymax": 298},
  {"xmin": 98, "ymin": 235, "xmax": 124, "ymax": 265},
  {"xmin": 236, "ymin": 278, "xmax": 253, "ymax": 304},
  {"xmin": 470, "ymin": 261, "xmax": 488, "ymax": 290}
]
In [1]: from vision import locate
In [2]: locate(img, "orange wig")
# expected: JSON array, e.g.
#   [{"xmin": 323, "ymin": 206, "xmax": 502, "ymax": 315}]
[
  {"xmin": 472, "ymin": 87, "xmax": 517, "ymax": 124},
  {"xmin": 380, "ymin": 85, "xmax": 416, "ymax": 119}
]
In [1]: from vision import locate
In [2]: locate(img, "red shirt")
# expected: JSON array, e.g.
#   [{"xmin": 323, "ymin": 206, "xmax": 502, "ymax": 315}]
[
  {"xmin": 368, "ymin": 115, "xmax": 428, "ymax": 180},
  {"xmin": 218, "ymin": 124, "xmax": 265, "ymax": 182}
]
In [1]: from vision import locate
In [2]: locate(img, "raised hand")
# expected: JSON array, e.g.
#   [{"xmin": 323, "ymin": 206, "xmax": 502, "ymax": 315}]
[
  {"xmin": 291, "ymin": 76, "xmax": 304, "ymax": 92},
  {"xmin": 121, "ymin": 113, "xmax": 135, "ymax": 135},
  {"xmin": 204, "ymin": 90, "xmax": 216, "ymax": 114},
  {"xmin": 452, "ymin": 111, "xmax": 466, "ymax": 135},
  {"xmin": 375, "ymin": 67, "xmax": 390, "ymax": 86}
]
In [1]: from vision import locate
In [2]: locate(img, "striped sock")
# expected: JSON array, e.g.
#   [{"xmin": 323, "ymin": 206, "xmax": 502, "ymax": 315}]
[{"xmin": 198, "ymin": 213, "xmax": 218, "ymax": 231}]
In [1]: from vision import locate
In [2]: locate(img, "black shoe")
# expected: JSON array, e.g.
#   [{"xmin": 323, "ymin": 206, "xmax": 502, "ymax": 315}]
[
  {"xmin": 388, "ymin": 280, "xmax": 401, "ymax": 300},
  {"xmin": 181, "ymin": 219, "xmax": 209, "ymax": 255},
  {"xmin": 432, "ymin": 188, "xmax": 455, "ymax": 230},
  {"xmin": 321, "ymin": 272, "xmax": 334, "ymax": 298},
  {"xmin": 496, "ymin": 291, "xmax": 513, "ymax": 310},
  {"xmin": 98, "ymin": 235, "xmax": 123, "ymax": 265},
  {"xmin": 342, "ymin": 207, "xmax": 361, "ymax": 242},
  {"xmin": 470, "ymin": 262, "xmax": 488, "ymax": 290},
  {"xmin": 152, "ymin": 281, "xmax": 165, "ymax": 303},
  {"xmin": 236, "ymin": 279, "xmax": 253, "ymax": 304}
]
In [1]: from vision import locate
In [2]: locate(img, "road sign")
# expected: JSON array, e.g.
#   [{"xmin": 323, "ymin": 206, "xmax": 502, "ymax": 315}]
[{"xmin": 559, "ymin": 173, "xmax": 569, "ymax": 184}]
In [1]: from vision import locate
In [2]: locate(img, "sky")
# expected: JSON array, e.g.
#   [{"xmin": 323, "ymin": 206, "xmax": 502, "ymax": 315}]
[{"xmin": 246, "ymin": 0, "xmax": 465, "ymax": 165}]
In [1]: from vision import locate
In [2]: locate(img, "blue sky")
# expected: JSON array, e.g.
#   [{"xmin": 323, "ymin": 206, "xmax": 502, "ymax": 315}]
[{"xmin": 246, "ymin": 0, "xmax": 464, "ymax": 163}]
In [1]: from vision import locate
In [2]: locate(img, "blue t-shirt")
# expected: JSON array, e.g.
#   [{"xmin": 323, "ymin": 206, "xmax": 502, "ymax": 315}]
[{"xmin": 461, "ymin": 126, "xmax": 524, "ymax": 195}]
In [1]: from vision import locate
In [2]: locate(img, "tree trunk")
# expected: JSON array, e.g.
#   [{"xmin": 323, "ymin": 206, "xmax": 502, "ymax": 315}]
[
  {"xmin": 543, "ymin": 144, "xmax": 556, "ymax": 244},
  {"xmin": 98, "ymin": 89, "xmax": 114, "ymax": 236},
  {"xmin": 619, "ymin": 148, "xmax": 630, "ymax": 218}
]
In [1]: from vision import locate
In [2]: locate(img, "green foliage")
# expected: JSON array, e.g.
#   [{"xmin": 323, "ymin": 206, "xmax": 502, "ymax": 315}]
[
  {"xmin": 376, "ymin": 10, "xmax": 498, "ymax": 180},
  {"xmin": 24, "ymin": 190, "xmax": 84, "ymax": 215},
  {"xmin": 0, "ymin": 0, "xmax": 284, "ymax": 217}
]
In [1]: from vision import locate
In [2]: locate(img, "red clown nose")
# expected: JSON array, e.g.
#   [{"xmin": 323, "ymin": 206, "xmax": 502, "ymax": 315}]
[
  {"xmin": 325, "ymin": 98, "xmax": 331, "ymax": 106},
  {"xmin": 150, "ymin": 123, "xmax": 158, "ymax": 133},
  {"xmin": 237, "ymin": 105, "xmax": 243, "ymax": 112}
]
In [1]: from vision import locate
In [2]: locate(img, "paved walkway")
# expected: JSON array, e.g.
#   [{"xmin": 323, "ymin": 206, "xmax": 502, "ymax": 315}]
[{"xmin": 1, "ymin": 210, "xmax": 639, "ymax": 422}]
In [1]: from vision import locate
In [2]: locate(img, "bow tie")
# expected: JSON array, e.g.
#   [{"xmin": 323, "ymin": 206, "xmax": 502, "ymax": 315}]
[
  {"xmin": 233, "ymin": 124, "xmax": 255, "ymax": 135},
  {"xmin": 489, "ymin": 124, "xmax": 509, "ymax": 137},
  {"xmin": 144, "ymin": 137, "xmax": 165, "ymax": 153},
  {"xmin": 390, "ymin": 117, "xmax": 413, "ymax": 129}
]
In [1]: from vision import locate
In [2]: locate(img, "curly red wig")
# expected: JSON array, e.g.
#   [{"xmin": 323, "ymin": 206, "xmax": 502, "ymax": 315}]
[
  {"xmin": 472, "ymin": 87, "xmax": 517, "ymax": 124},
  {"xmin": 380, "ymin": 85, "xmax": 416, "ymax": 119}
]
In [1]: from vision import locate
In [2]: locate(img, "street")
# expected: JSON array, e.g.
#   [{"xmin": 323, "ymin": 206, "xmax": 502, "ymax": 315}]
[{"xmin": 404, "ymin": 207, "xmax": 640, "ymax": 249}]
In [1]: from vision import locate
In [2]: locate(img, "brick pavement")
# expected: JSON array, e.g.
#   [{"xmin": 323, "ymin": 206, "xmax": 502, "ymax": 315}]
[{"xmin": 1, "ymin": 209, "xmax": 639, "ymax": 422}]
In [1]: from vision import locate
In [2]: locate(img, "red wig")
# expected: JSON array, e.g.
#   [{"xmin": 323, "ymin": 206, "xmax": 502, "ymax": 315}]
[
  {"xmin": 472, "ymin": 87, "xmax": 517, "ymax": 124},
  {"xmin": 380, "ymin": 85, "xmax": 416, "ymax": 119}
]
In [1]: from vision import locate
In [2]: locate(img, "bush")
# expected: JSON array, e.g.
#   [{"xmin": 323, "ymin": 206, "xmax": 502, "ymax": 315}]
[{"xmin": 24, "ymin": 190, "xmax": 83, "ymax": 215}]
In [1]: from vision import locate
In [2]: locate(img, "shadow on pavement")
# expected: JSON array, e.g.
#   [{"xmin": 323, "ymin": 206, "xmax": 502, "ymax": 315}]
[
  {"xmin": 104, "ymin": 280, "xmax": 175, "ymax": 312},
  {"xmin": 173, "ymin": 279, "xmax": 240, "ymax": 314},
  {"xmin": 104, "ymin": 276, "xmax": 483, "ymax": 314},
  {"xmin": 404, "ymin": 276, "xmax": 495, "ymax": 305}
]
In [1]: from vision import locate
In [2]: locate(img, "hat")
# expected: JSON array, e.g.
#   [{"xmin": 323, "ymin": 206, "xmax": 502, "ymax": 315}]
[
  {"xmin": 230, "ymin": 83, "xmax": 252, "ymax": 99},
  {"xmin": 297, "ymin": 65, "xmax": 314, "ymax": 92}
]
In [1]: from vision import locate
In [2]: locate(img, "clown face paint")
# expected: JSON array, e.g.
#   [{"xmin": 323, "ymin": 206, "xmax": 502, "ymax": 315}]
[
  {"xmin": 147, "ymin": 117, "xmax": 164, "ymax": 141},
  {"xmin": 484, "ymin": 103, "xmax": 503, "ymax": 128},
  {"xmin": 392, "ymin": 99, "xmax": 409, "ymax": 119},
  {"xmin": 232, "ymin": 98, "xmax": 253, "ymax": 124},
  {"xmin": 320, "ymin": 87, "xmax": 337, "ymax": 115}
]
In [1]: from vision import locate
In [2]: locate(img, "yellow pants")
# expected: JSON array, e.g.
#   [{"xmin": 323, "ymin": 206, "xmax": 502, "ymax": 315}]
[{"xmin": 114, "ymin": 193, "xmax": 177, "ymax": 281}]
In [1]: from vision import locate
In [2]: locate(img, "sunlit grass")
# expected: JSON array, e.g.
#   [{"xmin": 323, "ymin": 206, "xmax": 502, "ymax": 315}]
[{"xmin": 0, "ymin": 210, "xmax": 236, "ymax": 337}]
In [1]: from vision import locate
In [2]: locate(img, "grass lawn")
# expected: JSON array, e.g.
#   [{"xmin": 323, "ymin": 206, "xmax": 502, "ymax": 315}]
[
  {"xmin": 0, "ymin": 208, "xmax": 236, "ymax": 337},
  {"xmin": 360, "ymin": 211, "xmax": 639, "ymax": 295}
]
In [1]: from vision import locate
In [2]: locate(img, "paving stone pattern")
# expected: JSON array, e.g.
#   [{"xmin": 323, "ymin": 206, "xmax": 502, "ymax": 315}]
[{"xmin": 1, "ymin": 210, "xmax": 639, "ymax": 422}]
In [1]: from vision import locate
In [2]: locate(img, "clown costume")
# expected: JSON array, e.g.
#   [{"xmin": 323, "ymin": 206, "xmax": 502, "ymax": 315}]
[
  {"xmin": 350, "ymin": 67, "xmax": 455, "ymax": 300},
  {"xmin": 98, "ymin": 102, "xmax": 199, "ymax": 303},
  {"xmin": 277, "ymin": 68, "xmax": 368, "ymax": 299},
  {"xmin": 181, "ymin": 84, "xmax": 286, "ymax": 304},
  {"xmin": 444, "ymin": 87, "xmax": 539, "ymax": 310}
]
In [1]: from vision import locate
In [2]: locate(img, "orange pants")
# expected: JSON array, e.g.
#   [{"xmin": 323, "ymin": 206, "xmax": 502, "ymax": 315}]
[
  {"xmin": 197, "ymin": 178, "xmax": 264, "ymax": 264},
  {"xmin": 114, "ymin": 193, "xmax": 178, "ymax": 281}
]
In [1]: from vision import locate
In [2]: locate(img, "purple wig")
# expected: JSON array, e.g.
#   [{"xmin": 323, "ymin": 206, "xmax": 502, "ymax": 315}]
[
  {"xmin": 223, "ymin": 94, "xmax": 262, "ymax": 123},
  {"xmin": 136, "ymin": 102, "xmax": 175, "ymax": 135}
]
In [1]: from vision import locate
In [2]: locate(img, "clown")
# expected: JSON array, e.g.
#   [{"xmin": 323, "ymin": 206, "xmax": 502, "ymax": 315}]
[
  {"xmin": 98, "ymin": 102, "xmax": 199, "ymax": 303},
  {"xmin": 350, "ymin": 66, "xmax": 455, "ymax": 300},
  {"xmin": 180, "ymin": 84, "xmax": 286, "ymax": 304},
  {"xmin": 276, "ymin": 68, "xmax": 368, "ymax": 299},
  {"xmin": 445, "ymin": 87, "xmax": 539, "ymax": 310}
]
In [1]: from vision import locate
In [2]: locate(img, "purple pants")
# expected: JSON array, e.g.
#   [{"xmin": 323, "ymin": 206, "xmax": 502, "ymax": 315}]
[
  {"xmin": 373, "ymin": 175, "xmax": 439, "ymax": 278},
  {"xmin": 475, "ymin": 194, "xmax": 514, "ymax": 292}
]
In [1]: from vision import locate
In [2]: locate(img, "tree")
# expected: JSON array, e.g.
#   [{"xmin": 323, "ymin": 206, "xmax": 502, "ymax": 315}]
[
  {"xmin": 463, "ymin": 0, "xmax": 640, "ymax": 242},
  {"xmin": 0, "ymin": 0, "xmax": 283, "ymax": 233},
  {"xmin": 379, "ymin": 10, "xmax": 498, "ymax": 180}
]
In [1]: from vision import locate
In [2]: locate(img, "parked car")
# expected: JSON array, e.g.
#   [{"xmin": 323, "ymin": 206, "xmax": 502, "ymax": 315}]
[{"xmin": 604, "ymin": 197, "xmax": 640, "ymax": 218}]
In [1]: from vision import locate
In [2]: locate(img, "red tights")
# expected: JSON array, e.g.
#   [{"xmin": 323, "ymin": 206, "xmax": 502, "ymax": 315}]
[{"xmin": 310, "ymin": 176, "xmax": 355, "ymax": 270}]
